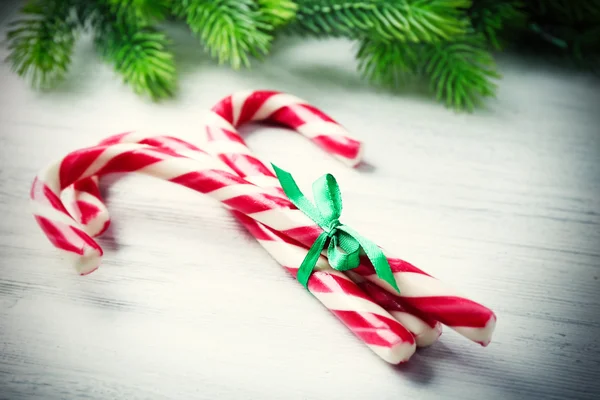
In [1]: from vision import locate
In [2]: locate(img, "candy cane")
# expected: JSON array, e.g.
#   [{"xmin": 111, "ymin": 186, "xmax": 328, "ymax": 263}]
[
  {"xmin": 64, "ymin": 130, "xmax": 442, "ymax": 348},
  {"xmin": 203, "ymin": 106, "xmax": 496, "ymax": 346},
  {"xmin": 211, "ymin": 90, "xmax": 362, "ymax": 167},
  {"xmin": 37, "ymin": 94, "xmax": 496, "ymax": 346},
  {"xmin": 32, "ymin": 143, "xmax": 417, "ymax": 364}
]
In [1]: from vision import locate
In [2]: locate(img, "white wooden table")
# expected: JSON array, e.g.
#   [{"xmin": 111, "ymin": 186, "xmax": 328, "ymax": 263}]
[{"xmin": 1, "ymin": 3, "xmax": 600, "ymax": 399}]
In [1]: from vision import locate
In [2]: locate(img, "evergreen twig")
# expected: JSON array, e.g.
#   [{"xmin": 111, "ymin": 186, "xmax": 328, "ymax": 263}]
[
  {"xmin": 6, "ymin": 0, "xmax": 77, "ymax": 89},
  {"xmin": 176, "ymin": 0, "xmax": 274, "ymax": 69},
  {"xmin": 288, "ymin": 0, "xmax": 472, "ymax": 42}
]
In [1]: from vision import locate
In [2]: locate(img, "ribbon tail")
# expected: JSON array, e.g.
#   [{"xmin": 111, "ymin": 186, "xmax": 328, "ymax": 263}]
[
  {"xmin": 297, "ymin": 232, "xmax": 329, "ymax": 290},
  {"xmin": 340, "ymin": 226, "xmax": 401, "ymax": 294},
  {"xmin": 271, "ymin": 163, "xmax": 324, "ymax": 224}
]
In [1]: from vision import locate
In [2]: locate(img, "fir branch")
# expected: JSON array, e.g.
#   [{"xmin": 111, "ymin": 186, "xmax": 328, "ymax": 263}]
[
  {"xmin": 469, "ymin": 0, "xmax": 527, "ymax": 49},
  {"xmin": 422, "ymin": 32, "xmax": 499, "ymax": 110},
  {"xmin": 288, "ymin": 0, "xmax": 472, "ymax": 42},
  {"xmin": 177, "ymin": 0, "xmax": 273, "ymax": 69},
  {"xmin": 95, "ymin": 22, "xmax": 176, "ymax": 100},
  {"xmin": 106, "ymin": 0, "xmax": 170, "ymax": 26},
  {"xmin": 357, "ymin": 32, "xmax": 499, "ymax": 111},
  {"xmin": 257, "ymin": 0, "xmax": 298, "ymax": 28},
  {"xmin": 5, "ymin": 0, "xmax": 77, "ymax": 90}
]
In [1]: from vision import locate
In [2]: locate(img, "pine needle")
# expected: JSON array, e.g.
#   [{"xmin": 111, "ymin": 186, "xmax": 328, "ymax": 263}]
[
  {"xmin": 357, "ymin": 32, "xmax": 499, "ymax": 111},
  {"xmin": 6, "ymin": 0, "xmax": 77, "ymax": 90},
  {"xmin": 288, "ymin": 0, "xmax": 472, "ymax": 42},
  {"xmin": 257, "ymin": 0, "xmax": 298, "ymax": 28},
  {"xmin": 95, "ymin": 22, "xmax": 176, "ymax": 100},
  {"xmin": 177, "ymin": 0, "xmax": 274, "ymax": 69}
]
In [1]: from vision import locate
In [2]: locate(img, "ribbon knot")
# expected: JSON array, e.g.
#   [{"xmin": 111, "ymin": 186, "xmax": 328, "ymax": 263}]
[{"xmin": 271, "ymin": 164, "xmax": 400, "ymax": 293}]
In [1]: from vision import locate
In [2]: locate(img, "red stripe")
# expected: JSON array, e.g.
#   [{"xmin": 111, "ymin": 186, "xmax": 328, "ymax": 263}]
[
  {"xmin": 34, "ymin": 216, "xmax": 102, "ymax": 257},
  {"xmin": 95, "ymin": 150, "xmax": 163, "ymax": 176},
  {"xmin": 140, "ymin": 137, "xmax": 205, "ymax": 153},
  {"xmin": 357, "ymin": 281, "xmax": 439, "ymax": 328},
  {"xmin": 308, "ymin": 271, "xmax": 372, "ymax": 301},
  {"xmin": 352, "ymin": 256, "xmax": 431, "ymax": 277},
  {"xmin": 75, "ymin": 200, "xmax": 102, "ymax": 225},
  {"xmin": 332, "ymin": 310, "xmax": 415, "ymax": 346},
  {"xmin": 34, "ymin": 216, "xmax": 81, "ymax": 254},
  {"xmin": 42, "ymin": 184, "xmax": 71, "ymax": 214},
  {"xmin": 297, "ymin": 104, "xmax": 338, "ymax": 123},
  {"xmin": 59, "ymin": 147, "xmax": 106, "ymax": 190},
  {"xmin": 72, "ymin": 178, "xmax": 102, "ymax": 198},
  {"xmin": 280, "ymin": 226, "xmax": 323, "ymax": 246},
  {"xmin": 211, "ymin": 95, "xmax": 234, "ymax": 123},
  {"xmin": 170, "ymin": 169, "xmax": 247, "ymax": 193},
  {"xmin": 267, "ymin": 106, "xmax": 306, "ymax": 129},
  {"xmin": 223, "ymin": 193, "xmax": 293, "ymax": 214},
  {"xmin": 312, "ymin": 135, "xmax": 361, "ymax": 160},
  {"xmin": 98, "ymin": 132, "xmax": 132, "ymax": 145},
  {"xmin": 71, "ymin": 225, "xmax": 103, "ymax": 253},
  {"xmin": 401, "ymin": 296, "xmax": 496, "ymax": 328},
  {"xmin": 232, "ymin": 211, "xmax": 300, "ymax": 247},
  {"xmin": 217, "ymin": 154, "xmax": 275, "ymax": 178},
  {"xmin": 206, "ymin": 126, "xmax": 246, "ymax": 145},
  {"xmin": 236, "ymin": 90, "xmax": 279, "ymax": 125},
  {"xmin": 234, "ymin": 217, "xmax": 291, "ymax": 249}
]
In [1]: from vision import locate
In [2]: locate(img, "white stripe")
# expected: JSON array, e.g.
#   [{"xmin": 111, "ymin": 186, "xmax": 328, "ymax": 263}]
[
  {"xmin": 65, "ymin": 245, "xmax": 102, "ymax": 275},
  {"xmin": 244, "ymin": 175, "xmax": 280, "ymax": 189},
  {"xmin": 248, "ymin": 208, "xmax": 316, "ymax": 233},
  {"xmin": 365, "ymin": 271, "xmax": 459, "ymax": 298},
  {"xmin": 31, "ymin": 202, "xmax": 81, "ymax": 229},
  {"xmin": 258, "ymin": 240, "xmax": 331, "ymax": 271},
  {"xmin": 231, "ymin": 90, "xmax": 253, "ymax": 125},
  {"xmin": 315, "ymin": 292, "xmax": 388, "ymax": 316},
  {"xmin": 206, "ymin": 140, "xmax": 253, "ymax": 156},
  {"xmin": 296, "ymin": 120, "xmax": 353, "ymax": 139},
  {"xmin": 200, "ymin": 110, "xmax": 237, "ymax": 131},
  {"xmin": 389, "ymin": 311, "xmax": 431, "ymax": 338},
  {"xmin": 118, "ymin": 131, "xmax": 170, "ymax": 143},
  {"xmin": 286, "ymin": 103, "xmax": 326, "ymax": 124},
  {"xmin": 135, "ymin": 156, "xmax": 217, "ymax": 180},
  {"xmin": 209, "ymin": 184, "xmax": 273, "ymax": 202},
  {"xmin": 79, "ymin": 143, "xmax": 149, "ymax": 180},
  {"xmin": 251, "ymin": 93, "xmax": 308, "ymax": 121},
  {"xmin": 451, "ymin": 317, "xmax": 496, "ymax": 345},
  {"xmin": 368, "ymin": 343, "xmax": 415, "ymax": 364},
  {"xmin": 37, "ymin": 162, "xmax": 61, "ymax": 193}
]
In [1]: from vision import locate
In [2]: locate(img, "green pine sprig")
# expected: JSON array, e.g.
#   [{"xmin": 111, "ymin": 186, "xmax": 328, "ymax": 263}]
[
  {"xmin": 357, "ymin": 31, "xmax": 499, "ymax": 111},
  {"xmin": 176, "ymin": 0, "xmax": 274, "ymax": 69},
  {"xmin": 106, "ymin": 0, "xmax": 170, "ymax": 25},
  {"xmin": 288, "ymin": 0, "xmax": 472, "ymax": 42},
  {"xmin": 94, "ymin": 22, "xmax": 176, "ymax": 100},
  {"xmin": 5, "ymin": 0, "xmax": 77, "ymax": 90},
  {"xmin": 257, "ymin": 0, "xmax": 298, "ymax": 28}
]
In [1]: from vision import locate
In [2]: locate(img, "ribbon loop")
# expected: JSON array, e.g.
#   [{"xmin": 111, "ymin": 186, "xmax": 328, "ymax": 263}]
[
  {"xmin": 312, "ymin": 174, "xmax": 342, "ymax": 222},
  {"xmin": 272, "ymin": 163, "xmax": 400, "ymax": 294}
]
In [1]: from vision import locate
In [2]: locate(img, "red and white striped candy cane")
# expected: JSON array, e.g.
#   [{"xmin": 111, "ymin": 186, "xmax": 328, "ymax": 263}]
[
  {"xmin": 211, "ymin": 90, "xmax": 363, "ymax": 167},
  {"xmin": 44, "ymin": 93, "xmax": 496, "ymax": 346},
  {"xmin": 65, "ymin": 129, "xmax": 442, "ymax": 348},
  {"xmin": 32, "ymin": 143, "xmax": 417, "ymax": 364},
  {"xmin": 203, "ymin": 104, "xmax": 497, "ymax": 346},
  {"xmin": 62, "ymin": 105, "xmax": 496, "ymax": 345},
  {"xmin": 61, "ymin": 133, "xmax": 208, "ymax": 237}
]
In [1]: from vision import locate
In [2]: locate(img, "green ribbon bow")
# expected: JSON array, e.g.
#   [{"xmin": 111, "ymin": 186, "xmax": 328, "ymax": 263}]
[{"xmin": 271, "ymin": 164, "xmax": 400, "ymax": 293}]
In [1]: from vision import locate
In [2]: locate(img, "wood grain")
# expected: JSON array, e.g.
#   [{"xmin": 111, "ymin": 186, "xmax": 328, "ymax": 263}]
[{"xmin": 1, "ymin": 2, "xmax": 600, "ymax": 399}]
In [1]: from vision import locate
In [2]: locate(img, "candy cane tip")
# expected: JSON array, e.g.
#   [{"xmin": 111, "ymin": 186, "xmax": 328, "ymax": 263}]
[
  {"xmin": 374, "ymin": 343, "xmax": 416, "ymax": 365},
  {"xmin": 453, "ymin": 315, "xmax": 496, "ymax": 346},
  {"xmin": 71, "ymin": 249, "xmax": 102, "ymax": 276},
  {"xmin": 415, "ymin": 323, "xmax": 443, "ymax": 348}
]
